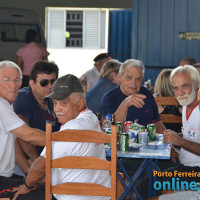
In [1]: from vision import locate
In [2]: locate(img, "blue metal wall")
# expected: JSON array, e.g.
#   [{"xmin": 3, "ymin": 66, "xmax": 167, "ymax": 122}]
[
  {"xmin": 132, "ymin": 0, "xmax": 200, "ymax": 84},
  {"xmin": 108, "ymin": 10, "xmax": 133, "ymax": 62}
]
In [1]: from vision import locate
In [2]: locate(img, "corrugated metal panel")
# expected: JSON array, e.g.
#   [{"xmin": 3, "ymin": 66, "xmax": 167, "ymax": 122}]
[
  {"xmin": 146, "ymin": 0, "xmax": 161, "ymax": 66},
  {"xmin": 187, "ymin": 0, "xmax": 200, "ymax": 59},
  {"xmin": 108, "ymin": 10, "xmax": 133, "ymax": 62},
  {"xmin": 132, "ymin": 0, "xmax": 200, "ymax": 84},
  {"xmin": 173, "ymin": 0, "xmax": 188, "ymax": 64},
  {"xmin": 160, "ymin": 0, "xmax": 174, "ymax": 66}
]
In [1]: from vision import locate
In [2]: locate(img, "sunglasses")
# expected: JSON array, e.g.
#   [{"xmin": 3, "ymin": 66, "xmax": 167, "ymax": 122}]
[{"xmin": 40, "ymin": 79, "xmax": 55, "ymax": 87}]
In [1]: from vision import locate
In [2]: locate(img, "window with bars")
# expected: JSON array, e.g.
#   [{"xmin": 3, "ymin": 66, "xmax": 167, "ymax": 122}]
[
  {"xmin": 47, "ymin": 8, "xmax": 108, "ymax": 49},
  {"xmin": 66, "ymin": 11, "xmax": 83, "ymax": 47}
]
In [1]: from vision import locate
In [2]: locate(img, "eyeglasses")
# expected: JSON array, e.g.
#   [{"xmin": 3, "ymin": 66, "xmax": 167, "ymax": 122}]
[
  {"xmin": 40, "ymin": 79, "xmax": 55, "ymax": 87},
  {"xmin": 2, "ymin": 77, "xmax": 22, "ymax": 85}
]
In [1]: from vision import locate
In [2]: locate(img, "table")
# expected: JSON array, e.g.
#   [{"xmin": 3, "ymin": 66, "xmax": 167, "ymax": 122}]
[{"xmin": 106, "ymin": 143, "xmax": 171, "ymax": 200}]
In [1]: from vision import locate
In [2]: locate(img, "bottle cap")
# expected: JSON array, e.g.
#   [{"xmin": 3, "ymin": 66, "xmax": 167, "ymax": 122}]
[{"xmin": 105, "ymin": 114, "xmax": 111, "ymax": 120}]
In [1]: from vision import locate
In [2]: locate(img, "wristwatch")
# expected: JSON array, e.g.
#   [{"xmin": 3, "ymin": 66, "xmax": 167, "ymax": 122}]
[{"xmin": 24, "ymin": 180, "xmax": 34, "ymax": 189}]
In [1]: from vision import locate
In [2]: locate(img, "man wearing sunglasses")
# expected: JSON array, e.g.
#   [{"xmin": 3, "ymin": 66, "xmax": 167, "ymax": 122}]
[{"xmin": 13, "ymin": 60, "xmax": 61, "ymax": 176}]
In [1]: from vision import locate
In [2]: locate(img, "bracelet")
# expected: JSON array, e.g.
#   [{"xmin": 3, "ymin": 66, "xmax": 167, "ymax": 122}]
[{"xmin": 24, "ymin": 180, "xmax": 34, "ymax": 189}]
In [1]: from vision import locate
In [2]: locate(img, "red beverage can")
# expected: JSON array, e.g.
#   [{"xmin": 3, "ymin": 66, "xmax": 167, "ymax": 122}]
[{"xmin": 124, "ymin": 121, "xmax": 132, "ymax": 133}]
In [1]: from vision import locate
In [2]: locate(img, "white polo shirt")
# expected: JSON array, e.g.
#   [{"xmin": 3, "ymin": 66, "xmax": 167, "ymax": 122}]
[
  {"xmin": 180, "ymin": 105, "xmax": 200, "ymax": 167},
  {"xmin": 0, "ymin": 97, "xmax": 25, "ymax": 177},
  {"xmin": 41, "ymin": 108, "xmax": 111, "ymax": 200}
]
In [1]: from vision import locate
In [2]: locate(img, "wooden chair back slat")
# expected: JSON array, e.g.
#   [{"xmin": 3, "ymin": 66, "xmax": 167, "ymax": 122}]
[
  {"xmin": 154, "ymin": 97, "xmax": 182, "ymax": 123},
  {"xmin": 0, "ymin": 198, "xmax": 10, "ymax": 200},
  {"xmin": 52, "ymin": 156, "xmax": 111, "ymax": 170},
  {"xmin": 52, "ymin": 182, "xmax": 111, "ymax": 196},
  {"xmin": 51, "ymin": 129, "xmax": 111, "ymax": 143},
  {"xmin": 160, "ymin": 114, "xmax": 182, "ymax": 123},
  {"xmin": 45, "ymin": 123, "xmax": 117, "ymax": 200},
  {"xmin": 79, "ymin": 76, "xmax": 87, "ymax": 94},
  {"xmin": 155, "ymin": 96, "xmax": 179, "ymax": 105},
  {"xmin": 83, "ymin": 76, "xmax": 87, "ymax": 94}
]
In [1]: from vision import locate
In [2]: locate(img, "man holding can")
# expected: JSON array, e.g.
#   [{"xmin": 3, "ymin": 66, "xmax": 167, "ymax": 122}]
[{"xmin": 138, "ymin": 65, "xmax": 200, "ymax": 199}]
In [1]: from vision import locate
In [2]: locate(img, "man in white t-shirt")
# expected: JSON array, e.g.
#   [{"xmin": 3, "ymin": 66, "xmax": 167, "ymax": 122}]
[
  {"xmin": 138, "ymin": 65, "xmax": 200, "ymax": 199},
  {"xmin": 13, "ymin": 74, "xmax": 111, "ymax": 200},
  {"xmin": 164, "ymin": 65, "xmax": 200, "ymax": 168},
  {"xmin": 80, "ymin": 52, "xmax": 111, "ymax": 91},
  {"xmin": 0, "ymin": 61, "xmax": 46, "ymax": 199}
]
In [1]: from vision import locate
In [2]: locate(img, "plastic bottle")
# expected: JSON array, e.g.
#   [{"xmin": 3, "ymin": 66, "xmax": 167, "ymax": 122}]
[
  {"xmin": 111, "ymin": 114, "xmax": 115, "ymax": 125},
  {"xmin": 102, "ymin": 114, "xmax": 112, "ymax": 134}
]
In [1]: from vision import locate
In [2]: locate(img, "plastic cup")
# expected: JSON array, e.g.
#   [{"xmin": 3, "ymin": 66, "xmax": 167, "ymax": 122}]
[
  {"xmin": 138, "ymin": 131, "xmax": 148, "ymax": 144},
  {"xmin": 155, "ymin": 133, "xmax": 163, "ymax": 141}
]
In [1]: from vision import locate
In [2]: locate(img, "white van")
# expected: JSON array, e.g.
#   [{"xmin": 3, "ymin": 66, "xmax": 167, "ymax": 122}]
[{"xmin": 0, "ymin": 8, "xmax": 46, "ymax": 63}]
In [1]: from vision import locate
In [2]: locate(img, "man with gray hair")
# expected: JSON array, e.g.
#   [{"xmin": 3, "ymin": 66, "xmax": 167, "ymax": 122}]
[
  {"xmin": 138, "ymin": 65, "xmax": 200, "ymax": 199},
  {"xmin": 100, "ymin": 59, "xmax": 165, "ymax": 182},
  {"xmin": 13, "ymin": 74, "xmax": 111, "ymax": 200},
  {"xmin": 101, "ymin": 59, "xmax": 164, "ymax": 132},
  {"xmin": 0, "ymin": 60, "xmax": 45, "ymax": 198},
  {"xmin": 164, "ymin": 64, "xmax": 200, "ymax": 175}
]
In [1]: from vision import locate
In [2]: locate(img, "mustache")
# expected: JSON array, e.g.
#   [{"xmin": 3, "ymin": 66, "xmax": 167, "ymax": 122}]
[{"xmin": 176, "ymin": 95, "xmax": 188, "ymax": 100}]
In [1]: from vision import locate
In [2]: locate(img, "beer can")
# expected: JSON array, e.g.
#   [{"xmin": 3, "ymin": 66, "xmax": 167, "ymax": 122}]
[
  {"xmin": 147, "ymin": 124, "xmax": 156, "ymax": 141},
  {"xmin": 116, "ymin": 122, "xmax": 123, "ymax": 136},
  {"xmin": 119, "ymin": 133, "xmax": 129, "ymax": 151},
  {"xmin": 129, "ymin": 124, "xmax": 139, "ymax": 143},
  {"xmin": 124, "ymin": 121, "xmax": 132, "ymax": 133},
  {"xmin": 137, "ymin": 125, "xmax": 146, "ymax": 143}
]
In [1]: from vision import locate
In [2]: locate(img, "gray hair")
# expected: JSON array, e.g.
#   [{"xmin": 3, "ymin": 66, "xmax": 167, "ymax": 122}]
[
  {"xmin": 0, "ymin": 60, "xmax": 22, "ymax": 79},
  {"xmin": 170, "ymin": 65, "xmax": 200, "ymax": 87},
  {"xmin": 70, "ymin": 92, "xmax": 85, "ymax": 103},
  {"xmin": 119, "ymin": 59, "xmax": 145, "ymax": 76}
]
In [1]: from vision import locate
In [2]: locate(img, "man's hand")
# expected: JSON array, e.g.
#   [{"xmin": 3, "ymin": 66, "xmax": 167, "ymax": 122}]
[
  {"xmin": 170, "ymin": 147, "xmax": 179, "ymax": 163},
  {"xmin": 12, "ymin": 184, "xmax": 36, "ymax": 200},
  {"xmin": 163, "ymin": 129, "xmax": 181, "ymax": 146},
  {"xmin": 28, "ymin": 158, "xmax": 35, "ymax": 166},
  {"xmin": 125, "ymin": 94, "xmax": 146, "ymax": 108},
  {"xmin": 115, "ymin": 94, "xmax": 146, "ymax": 123}
]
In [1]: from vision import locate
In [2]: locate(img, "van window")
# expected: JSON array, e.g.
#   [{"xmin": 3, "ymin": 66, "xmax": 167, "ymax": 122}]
[{"xmin": 0, "ymin": 23, "xmax": 42, "ymax": 42}]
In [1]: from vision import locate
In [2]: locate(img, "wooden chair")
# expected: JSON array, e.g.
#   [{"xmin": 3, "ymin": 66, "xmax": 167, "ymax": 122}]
[
  {"xmin": 45, "ymin": 123, "xmax": 117, "ymax": 200},
  {"xmin": 154, "ymin": 96, "xmax": 182, "ymax": 123},
  {"xmin": 79, "ymin": 76, "xmax": 87, "ymax": 94}
]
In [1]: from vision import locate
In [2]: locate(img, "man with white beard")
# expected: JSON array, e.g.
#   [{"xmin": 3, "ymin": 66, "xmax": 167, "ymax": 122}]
[
  {"xmin": 138, "ymin": 65, "xmax": 200, "ymax": 199},
  {"xmin": 164, "ymin": 65, "xmax": 200, "ymax": 164}
]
